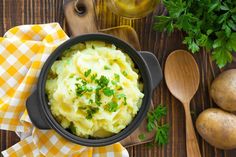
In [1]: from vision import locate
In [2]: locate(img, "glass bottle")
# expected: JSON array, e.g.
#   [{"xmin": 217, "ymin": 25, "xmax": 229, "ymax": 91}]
[{"xmin": 107, "ymin": 0, "xmax": 160, "ymax": 19}]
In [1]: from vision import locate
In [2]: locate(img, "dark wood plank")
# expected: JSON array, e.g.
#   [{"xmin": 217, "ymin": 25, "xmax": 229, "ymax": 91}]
[
  {"xmin": 0, "ymin": 0, "xmax": 65, "ymax": 156},
  {"xmin": 0, "ymin": 0, "xmax": 236, "ymax": 157}
]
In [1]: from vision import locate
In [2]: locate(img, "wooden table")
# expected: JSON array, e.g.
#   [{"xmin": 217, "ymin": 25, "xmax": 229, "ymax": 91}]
[{"xmin": 0, "ymin": 0, "xmax": 236, "ymax": 157}]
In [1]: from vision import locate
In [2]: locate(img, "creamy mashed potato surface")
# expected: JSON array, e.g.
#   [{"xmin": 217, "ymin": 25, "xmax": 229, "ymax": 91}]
[{"xmin": 46, "ymin": 41, "xmax": 144, "ymax": 138}]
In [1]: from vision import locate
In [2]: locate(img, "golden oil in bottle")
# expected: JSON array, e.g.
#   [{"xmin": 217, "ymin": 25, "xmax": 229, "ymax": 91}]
[{"xmin": 107, "ymin": 0, "xmax": 159, "ymax": 18}]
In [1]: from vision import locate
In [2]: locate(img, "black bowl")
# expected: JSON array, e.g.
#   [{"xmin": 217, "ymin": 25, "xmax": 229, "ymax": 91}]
[{"xmin": 26, "ymin": 33, "xmax": 162, "ymax": 146}]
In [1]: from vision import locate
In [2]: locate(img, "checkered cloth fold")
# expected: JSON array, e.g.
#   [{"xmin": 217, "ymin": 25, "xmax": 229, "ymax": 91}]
[{"xmin": 0, "ymin": 23, "xmax": 129, "ymax": 157}]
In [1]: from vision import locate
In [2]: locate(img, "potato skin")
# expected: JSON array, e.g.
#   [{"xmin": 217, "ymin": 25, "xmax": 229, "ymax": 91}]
[
  {"xmin": 196, "ymin": 108, "xmax": 236, "ymax": 149},
  {"xmin": 210, "ymin": 69, "xmax": 236, "ymax": 111}
]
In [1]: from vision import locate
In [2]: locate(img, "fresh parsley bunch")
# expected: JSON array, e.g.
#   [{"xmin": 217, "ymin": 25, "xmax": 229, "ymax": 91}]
[
  {"xmin": 147, "ymin": 105, "xmax": 169, "ymax": 145},
  {"xmin": 154, "ymin": 0, "xmax": 236, "ymax": 68}
]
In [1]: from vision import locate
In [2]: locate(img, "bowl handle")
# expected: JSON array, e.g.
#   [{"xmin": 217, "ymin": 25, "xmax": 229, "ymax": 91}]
[
  {"xmin": 26, "ymin": 90, "xmax": 50, "ymax": 129},
  {"xmin": 140, "ymin": 51, "xmax": 163, "ymax": 90}
]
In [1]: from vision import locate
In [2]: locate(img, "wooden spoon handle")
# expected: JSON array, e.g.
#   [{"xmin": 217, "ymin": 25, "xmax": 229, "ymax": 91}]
[{"xmin": 184, "ymin": 103, "xmax": 201, "ymax": 157}]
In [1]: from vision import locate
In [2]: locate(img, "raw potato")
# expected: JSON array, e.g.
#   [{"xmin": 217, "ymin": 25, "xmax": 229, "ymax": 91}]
[
  {"xmin": 210, "ymin": 69, "xmax": 236, "ymax": 111},
  {"xmin": 196, "ymin": 108, "xmax": 236, "ymax": 149}
]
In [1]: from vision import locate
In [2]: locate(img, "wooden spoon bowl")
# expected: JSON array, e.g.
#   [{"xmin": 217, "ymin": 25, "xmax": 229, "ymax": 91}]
[{"xmin": 165, "ymin": 50, "xmax": 201, "ymax": 157}]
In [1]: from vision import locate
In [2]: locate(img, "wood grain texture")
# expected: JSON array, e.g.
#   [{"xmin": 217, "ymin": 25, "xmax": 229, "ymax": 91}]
[
  {"xmin": 165, "ymin": 50, "xmax": 201, "ymax": 157},
  {"xmin": 0, "ymin": 0, "xmax": 236, "ymax": 157},
  {"xmin": 64, "ymin": 0, "xmax": 98, "ymax": 34},
  {"xmin": 64, "ymin": 0, "xmax": 141, "ymax": 50}
]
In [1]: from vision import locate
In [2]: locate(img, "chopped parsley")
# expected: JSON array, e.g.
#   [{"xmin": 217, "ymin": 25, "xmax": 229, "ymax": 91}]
[
  {"xmin": 103, "ymin": 87, "xmax": 115, "ymax": 96},
  {"xmin": 86, "ymin": 107, "xmax": 99, "ymax": 119},
  {"xmin": 105, "ymin": 102, "xmax": 118, "ymax": 112},
  {"xmin": 96, "ymin": 75, "xmax": 109, "ymax": 88},
  {"xmin": 91, "ymin": 73, "xmax": 97, "ymax": 81},
  {"xmin": 78, "ymin": 106, "xmax": 86, "ymax": 110},
  {"xmin": 81, "ymin": 80, "xmax": 87, "ymax": 85},
  {"xmin": 117, "ymin": 93, "xmax": 126, "ymax": 99},
  {"xmin": 84, "ymin": 69, "xmax": 92, "ymax": 77},
  {"xmin": 69, "ymin": 74, "xmax": 75, "ymax": 78},
  {"xmin": 122, "ymin": 71, "xmax": 128, "ymax": 76},
  {"xmin": 75, "ymin": 83, "xmax": 92, "ymax": 96},
  {"xmin": 104, "ymin": 65, "xmax": 111, "ymax": 70},
  {"xmin": 76, "ymin": 77, "xmax": 81, "ymax": 81},
  {"xmin": 114, "ymin": 74, "xmax": 120, "ymax": 82},
  {"xmin": 111, "ymin": 80, "xmax": 117, "ymax": 85},
  {"xmin": 124, "ymin": 97, "xmax": 127, "ymax": 105},
  {"xmin": 95, "ymin": 88, "xmax": 102, "ymax": 106},
  {"xmin": 87, "ymin": 87, "xmax": 93, "ymax": 92},
  {"xmin": 74, "ymin": 68, "xmax": 129, "ymax": 114},
  {"xmin": 89, "ymin": 99, "xmax": 93, "ymax": 104},
  {"xmin": 75, "ymin": 84, "xmax": 86, "ymax": 96},
  {"xmin": 117, "ymin": 93, "xmax": 127, "ymax": 105}
]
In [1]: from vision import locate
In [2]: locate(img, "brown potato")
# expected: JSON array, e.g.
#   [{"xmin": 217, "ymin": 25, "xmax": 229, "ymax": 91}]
[
  {"xmin": 196, "ymin": 108, "xmax": 236, "ymax": 149},
  {"xmin": 210, "ymin": 69, "xmax": 236, "ymax": 111}
]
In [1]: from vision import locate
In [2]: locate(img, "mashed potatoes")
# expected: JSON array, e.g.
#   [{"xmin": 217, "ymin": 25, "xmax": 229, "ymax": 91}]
[{"xmin": 46, "ymin": 41, "xmax": 144, "ymax": 138}]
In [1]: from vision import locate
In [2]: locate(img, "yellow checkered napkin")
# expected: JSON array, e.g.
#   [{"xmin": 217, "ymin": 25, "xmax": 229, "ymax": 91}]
[{"xmin": 0, "ymin": 23, "xmax": 128, "ymax": 157}]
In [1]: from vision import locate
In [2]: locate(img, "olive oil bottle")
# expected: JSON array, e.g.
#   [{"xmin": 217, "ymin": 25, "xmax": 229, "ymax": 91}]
[{"xmin": 107, "ymin": 0, "xmax": 160, "ymax": 18}]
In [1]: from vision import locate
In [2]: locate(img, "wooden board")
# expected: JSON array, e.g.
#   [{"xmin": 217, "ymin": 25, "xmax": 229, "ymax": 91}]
[
  {"xmin": 64, "ymin": 0, "xmax": 141, "ymax": 50},
  {"xmin": 1, "ymin": 0, "xmax": 236, "ymax": 157},
  {"xmin": 64, "ymin": 0, "xmax": 155, "ymax": 147}
]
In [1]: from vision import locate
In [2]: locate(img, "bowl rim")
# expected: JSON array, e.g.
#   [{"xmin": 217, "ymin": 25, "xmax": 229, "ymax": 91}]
[{"xmin": 38, "ymin": 33, "xmax": 152, "ymax": 146}]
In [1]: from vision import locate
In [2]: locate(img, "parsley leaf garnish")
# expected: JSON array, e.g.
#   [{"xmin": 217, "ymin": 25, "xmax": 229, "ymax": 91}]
[
  {"xmin": 95, "ymin": 88, "xmax": 102, "ymax": 106},
  {"xmin": 96, "ymin": 75, "xmax": 109, "ymax": 88},
  {"xmin": 122, "ymin": 71, "xmax": 128, "ymax": 76},
  {"xmin": 111, "ymin": 80, "xmax": 117, "ymax": 85},
  {"xmin": 117, "ymin": 93, "xmax": 126, "ymax": 99},
  {"xmin": 84, "ymin": 69, "xmax": 92, "ymax": 77},
  {"xmin": 103, "ymin": 87, "xmax": 115, "ymax": 96},
  {"xmin": 104, "ymin": 65, "xmax": 111, "ymax": 70},
  {"xmin": 155, "ymin": 124, "xmax": 169, "ymax": 145},
  {"xmin": 138, "ymin": 133, "xmax": 146, "ymax": 141},
  {"xmin": 76, "ymin": 77, "xmax": 81, "ymax": 81},
  {"xmin": 91, "ymin": 73, "xmax": 97, "ymax": 81},
  {"xmin": 86, "ymin": 107, "xmax": 99, "ymax": 119},
  {"xmin": 75, "ymin": 83, "xmax": 92, "ymax": 96},
  {"xmin": 153, "ymin": 0, "xmax": 236, "ymax": 68},
  {"xmin": 81, "ymin": 80, "xmax": 87, "ymax": 85},
  {"xmin": 114, "ymin": 74, "xmax": 120, "ymax": 82},
  {"xmin": 89, "ymin": 99, "xmax": 93, "ymax": 104},
  {"xmin": 105, "ymin": 102, "xmax": 118, "ymax": 112},
  {"xmin": 147, "ymin": 105, "xmax": 169, "ymax": 145},
  {"xmin": 75, "ymin": 84, "xmax": 86, "ymax": 96},
  {"xmin": 69, "ymin": 74, "xmax": 75, "ymax": 78}
]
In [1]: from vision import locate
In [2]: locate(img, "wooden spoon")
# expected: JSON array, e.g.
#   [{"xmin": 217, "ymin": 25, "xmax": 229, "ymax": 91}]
[{"xmin": 164, "ymin": 50, "xmax": 201, "ymax": 157}]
